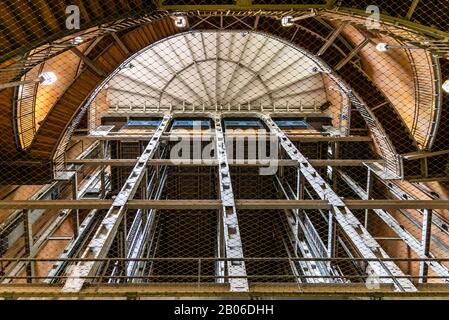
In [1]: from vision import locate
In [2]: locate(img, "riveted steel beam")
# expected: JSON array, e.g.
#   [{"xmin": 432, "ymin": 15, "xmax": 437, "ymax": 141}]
[
  {"xmin": 214, "ymin": 116, "xmax": 248, "ymax": 292},
  {"xmin": 62, "ymin": 115, "xmax": 171, "ymax": 292},
  {"xmin": 338, "ymin": 170, "xmax": 449, "ymax": 283},
  {"xmin": 261, "ymin": 115, "xmax": 417, "ymax": 292}
]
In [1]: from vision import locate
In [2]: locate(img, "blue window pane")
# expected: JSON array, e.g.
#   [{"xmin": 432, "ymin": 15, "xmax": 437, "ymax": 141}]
[
  {"xmin": 274, "ymin": 120, "xmax": 308, "ymax": 128},
  {"xmin": 224, "ymin": 120, "xmax": 262, "ymax": 128},
  {"xmin": 127, "ymin": 120, "xmax": 162, "ymax": 127},
  {"xmin": 172, "ymin": 119, "xmax": 211, "ymax": 128}
]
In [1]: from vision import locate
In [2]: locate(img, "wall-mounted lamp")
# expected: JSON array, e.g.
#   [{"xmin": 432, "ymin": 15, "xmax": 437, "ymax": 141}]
[
  {"xmin": 39, "ymin": 72, "xmax": 58, "ymax": 85},
  {"xmin": 442, "ymin": 80, "xmax": 449, "ymax": 93},
  {"xmin": 71, "ymin": 36, "xmax": 84, "ymax": 45},
  {"xmin": 376, "ymin": 42, "xmax": 419, "ymax": 52},
  {"xmin": 0, "ymin": 71, "xmax": 57, "ymax": 90},
  {"xmin": 173, "ymin": 16, "xmax": 187, "ymax": 28},
  {"xmin": 281, "ymin": 16, "xmax": 294, "ymax": 27}
]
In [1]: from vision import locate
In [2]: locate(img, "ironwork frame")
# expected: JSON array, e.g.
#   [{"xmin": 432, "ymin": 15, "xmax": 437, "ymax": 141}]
[
  {"xmin": 261, "ymin": 114, "xmax": 416, "ymax": 292},
  {"xmin": 214, "ymin": 115, "xmax": 248, "ymax": 292},
  {"xmin": 62, "ymin": 115, "xmax": 171, "ymax": 292}
]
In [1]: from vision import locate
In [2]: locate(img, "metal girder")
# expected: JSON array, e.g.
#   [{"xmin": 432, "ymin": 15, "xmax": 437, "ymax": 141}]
[
  {"xmin": 75, "ymin": 133, "xmax": 373, "ymax": 142},
  {"xmin": 22, "ymin": 211, "xmax": 34, "ymax": 283},
  {"xmin": 419, "ymin": 209, "xmax": 432, "ymax": 283},
  {"xmin": 45, "ymin": 210, "xmax": 98, "ymax": 284},
  {"xmin": 214, "ymin": 116, "xmax": 248, "ymax": 292},
  {"xmin": 334, "ymin": 38, "xmax": 370, "ymax": 71},
  {"xmin": 317, "ymin": 21, "xmax": 348, "ymax": 56},
  {"xmin": 2, "ymin": 209, "xmax": 72, "ymax": 284},
  {"xmin": 375, "ymin": 178, "xmax": 449, "ymax": 238},
  {"xmin": 402, "ymin": 149, "xmax": 449, "ymax": 160},
  {"xmin": 2, "ymin": 199, "xmax": 449, "ymax": 210},
  {"xmin": 70, "ymin": 47, "xmax": 106, "ymax": 77},
  {"xmin": 1, "ymin": 282, "xmax": 429, "ymax": 299},
  {"xmin": 261, "ymin": 115, "xmax": 416, "ymax": 292},
  {"xmin": 62, "ymin": 115, "xmax": 171, "ymax": 292},
  {"xmin": 273, "ymin": 173, "xmax": 331, "ymax": 283},
  {"xmin": 65, "ymin": 159, "xmax": 383, "ymax": 167},
  {"xmin": 338, "ymin": 170, "xmax": 449, "ymax": 283}
]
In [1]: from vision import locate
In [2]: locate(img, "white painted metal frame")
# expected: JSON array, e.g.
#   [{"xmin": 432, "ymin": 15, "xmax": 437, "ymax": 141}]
[
  {"xmin": 338, "ymin": 170, "xmax": 449, "ymax": 283},
  {"xmin": 262, "ymin": 114, "xmax": 416, "ymax": 292},
  {"xmin": 214, "ymin": 116, "xmax": 249, "ymax": 292},
  {"xmin": 62, "ymin": 115, "xmax": 171, "ymax": 292}
]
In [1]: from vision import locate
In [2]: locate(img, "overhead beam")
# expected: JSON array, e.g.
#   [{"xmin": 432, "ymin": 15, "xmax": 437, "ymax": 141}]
[
  {"xmin": 74, "ymin": 133, "xmax": 373, "ymax": 143},
  {"xmin": 317, "ymin": 22, "xmax": 348, "ymax": 56},
  {"xmin": 402, "ymin": 149, "xmax": 449, "ymax": 160},
  {"xmin": 1, "ymin": 282, "xmax": 429, "ymax": 299},
  {"xmin": 419, "ymin": 209, "xmax": 432, "ymax": 283},
  {"xmin": 335, "ymin": 38, "xmax": 370, "ymax": 71},
  {"xmin": 2, "ymin": 199, "xmax": 449, "ymax": 210},
  {"xmin": 70, "ymin": 47, "xmax": 106, "ymax": 77},
  {"xmin": 261, "ymin": 115, "xmax": 416, "ymax": 292},
  {"xmin": 62, "ymin": 115, "xmax": 171, "ymax": 292},
  {"xmin": 22, "ymin": 211, "xmax": 35, "ymax": 284},
  {"xmin": 111, "ymin": 33, "xmax": 130, "ymax": 56},
  {"xmin": 65, "ymin": 159, "xmax": 384, "ymax": 167},
  {"xmin": 406, "ymin": 0, "xmax": 421, "ymax": 20}
]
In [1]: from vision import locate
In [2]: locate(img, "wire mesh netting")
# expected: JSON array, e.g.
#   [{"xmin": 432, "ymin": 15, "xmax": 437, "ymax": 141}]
[{"xmin": 0, "ymin": 1, "xmax": 449, "ymax": 297}]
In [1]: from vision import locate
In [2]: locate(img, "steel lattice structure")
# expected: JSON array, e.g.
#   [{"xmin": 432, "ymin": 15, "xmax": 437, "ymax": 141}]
[{"xmin": 0, "ymin": 1, "xmax": 449, "ymax": 299}]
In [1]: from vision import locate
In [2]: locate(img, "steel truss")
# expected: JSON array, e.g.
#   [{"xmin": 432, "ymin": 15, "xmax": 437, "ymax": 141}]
[
  {"xmin": 62, "ymin": 115, "xmax": 171, "ymax": 292},
  {"xmin": 261, "ymin": 115, "xmax": 417, "ymax": 292},
  {"xmin": 338, "ymin": 170, "xmax": 449, "ymax": 283}
]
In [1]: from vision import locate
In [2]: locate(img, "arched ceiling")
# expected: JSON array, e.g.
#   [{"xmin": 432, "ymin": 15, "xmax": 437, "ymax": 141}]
[
  {"xmin": 105, "ymin": 31, "xmax": 326, "ymax": 110},
  {"xmin": 1, "ymin": 0, "xmax": 449, "ymax": 65},
  {"xmin": 0, "ymin": 5, "xmax": 448, "ymax": 184}
]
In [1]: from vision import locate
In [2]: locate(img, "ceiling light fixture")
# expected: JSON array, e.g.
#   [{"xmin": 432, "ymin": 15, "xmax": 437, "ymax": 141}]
[
  {"xmin": 281, "ymin": 16, "xmax": 293, "ymax": 27},
  {"xmin": 0, "ymin": 71, "xmax": 57, "ymax": 89},
  {"xmin": 174, "ymin": 16, "xmax": 187, "ymax": 28},
  {"xmin": 375, "ymin": 42, "xmax": 389, "ymax": 52},
  {"xmin": 376, "ymin": 42, "xmax": 419, "ymax": 52},
  {"xmin": 38, "ymin": 72, "xmax": 57, "ymax": 85},
  {"xmin": 71, "ymin": 36, "xmax": 83, "ymax": 45},
  {"xmin": 442, "ymin": 80, "xmax": 449, "ymax": 93}
]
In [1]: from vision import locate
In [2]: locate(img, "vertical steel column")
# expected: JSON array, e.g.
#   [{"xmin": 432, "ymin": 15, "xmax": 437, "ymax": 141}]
[
  {"xmin": 22, "ymin": 210, "xmax": 35, "ymax": 284},
  {"xmin": 71, "ymin": 174, "xmax": 80, "ymax": 237},
  {"xmin": 214, "ymin": 116, "xmax": 248, "ymax": 292},
  {"xmin": 328, "ymin": 141, "xmax": 339, "ymax": 259},
  {"xmin": 261, "ymin": 115, "xmax": 416, "ymax": 292},
  {"xmin": 327, "ymin": 208, "xmax": 337, "ymax": 259},
  {"xmin": 63, "ymin": 115, "xmax": 171, "ymax": 292},
  {"xmin": 364, "ymin": 168, "xmax": 373, "ymax": 229},
  {"xmin": 419, "ymin": 209, "xmax": 432, "ymax": 283},
  {"xmin": 100, "ymin": 141, "xmax": 108, "ymax": 199}
]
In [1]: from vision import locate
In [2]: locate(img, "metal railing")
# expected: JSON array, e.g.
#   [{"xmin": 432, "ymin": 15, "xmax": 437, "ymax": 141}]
[{"xmin": 1, "ymin": 257, "xmax": 448, "ymax": 286}]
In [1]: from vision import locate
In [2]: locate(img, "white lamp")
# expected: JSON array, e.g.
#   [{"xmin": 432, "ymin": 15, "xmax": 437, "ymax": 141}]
[
  {"xmin": 71, "ymin": 36, "xmax": 83, "ymax": 45},
  {"xmin": 376, "ymin": 42, "xmax": 419, "ymax": 52},
  {"xmin": 376, "ymin": 42, "xmax": 389, "ymax": 52},
  {"xmin": 174, "ymin": 16, "xmax": 187, "ymax": 28},
  {"xmin": 281, "ymin": 16, "xmax": 293, "ymax": 27},
  {"xmin": 39, "ymin": 72, "xmax": 57, "ymax": 85},
  {"xmin": 0, "ymin": 71, "xmax": 57, "ymax": 90},
  {"xmin": 442, "ymin": 80, "xmax": 449, "ymax": 93}
]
